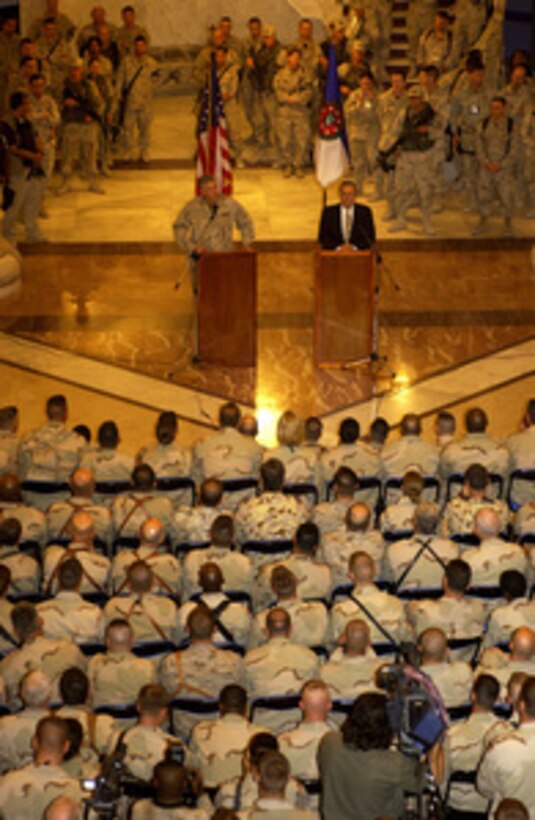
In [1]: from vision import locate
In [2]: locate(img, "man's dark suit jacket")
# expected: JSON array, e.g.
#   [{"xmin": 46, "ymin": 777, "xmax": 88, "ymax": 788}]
[{"xmin": 318, "ymin": 203, "xmax": 376, "ymax": 250}]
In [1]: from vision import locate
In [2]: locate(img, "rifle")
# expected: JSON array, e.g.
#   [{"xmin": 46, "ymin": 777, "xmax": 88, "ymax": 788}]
[{"xmin": 112, "ymin": 63, "xmax": 144, "ymax": 143}]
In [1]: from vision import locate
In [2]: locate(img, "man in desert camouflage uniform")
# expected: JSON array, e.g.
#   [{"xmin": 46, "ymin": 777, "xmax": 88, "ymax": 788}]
[
  {"xmin": 43, "ymin": 510, "xmax": 111, "ymax": 596},
  {"xmin": 111, "ymin": 516, "xmax": 180, "ymax": 597},
  {"xmin": 313, "ymin": 466, "xmax": 359, "ymax": 535},
  {"xmin": 19, "ymin": 394, "xmax": 85, "ymax": 510},
  {"xmin": 320, "ymin": 619, "xmax": 383, "ymax": 705},
  {"xmin": 0, "ymin": 473, "xmax": 46, "ymax": 549},
  {"xmin": 419, "ymin": 64, "xmax": 451, "ymax": 212},
  {"xmin": 88, "ymin": 619, "xmax": 156, "ymax": 710},
  {"xmin": 417, "ymin": 11, "xmax": 456, "ymax": 74},
  {"xmin": 418, "ymin": 627, "xmax": 473, "ymax": 708},
  {"xmin": 104, "ymin": 560, "xmax": 179, "ymax": 645},
  {"xmin": 182, "ymin": 514, "xmax": 253, "ymax": 600},
  {"xmin": 251, "ymin": 25, "xmax": 286, "ymax": 155},
  {"xmin": 0, "ymin": 17, "xmax": 21, "ymax": 115},
  {"xmin": 79, "ymin": 420, "xmax": 134, "ymax": 506},
  {"xmin": 112, "ymin": 463, "xmax": 173, "ymax": 544},
  {"xmin": 407, "ymin": 0, "xmax": 438, "ymax": 75},
  {"xmin": 137, "ymin": 410, "xmax": 192, "ymax": 506},
  {"xmin": 507, "ymin": 399, "xmax": 535, "ymax": 506},
  {"xmin": 329, "ymin": 552, "xmax": 405, "ymax": 651},
  {"xmin": 115, "ymin": 34, "xmax": 159, "ymax": 163},
  {"xmin": 77, "ymin": 5, "xmax": 118, "ymax": 55},
  {"xmin": 0, "ymin": 602, "xmax": 86, "ymax": 710},
  {"xmin": 522, "ymin": 105, "xmax": 535, "ymax": 218},
  {"xmin": 462, "ymin": 508, "xmax": 526, "ymax": 589},
  {"xmin": 0, "ymin": 406, "xmax": 19, "ymax": 474},
  {"xmin": 34, "ymin": 17, "xmax": 74, "ymax": 104},
  {"xmin": 476, "ymin": 627, "xmax": 535, "ymax": 699},
  {"xmin": 381, "ymin": 413, "xmax": 439, "ymax": 485},
  {"xmin": 344, "ymin": 73, "xmax": 381, "ymax": 193},
  {"xmin": 55, "ymin": 667, "xmax": 117, "ymax": 758},
  {"xmin": 253, "ymin": 521, "xmax": 332, "ymax": 611},
  {"xmin": 321, "ymin": 419, "xmax": 381, "ymax": 502},
  {"xmin": 159, "ymin": 605, "xmax": 244, "ymax": 739},
  {"xmin": 0, "ymin": 669, "xmax": 51, "ymax": 773},
  {"xmin": 321, "ymin": 502, "xmax": 384, "ymax": 588},
  {"xmin": 189, "ymin": 684, "xmax": 266, "ymax": 788},
  {"xmin": 214, "ymin": 45, "xmax": 248, "ymax": 166},
  {"xmin": 249, "ymin": 566, "xmax": 328, "ymax": 650},
  {"xmin": 244, "ymin": 608, "xmax": 319, "ymax": 734},
  {"xmin": 441, "ymin": 407, "xmax": 510, "ymax": 491},
  {"xmin": 29, "ymin": 0, "xmax": 75, "ymax": 43},
  {"xmin": 170, "ymin": 477, "xmax": 231, "ymax": 548},
  {"xmin": 374, "ymin": 70, "xmax": 407, "ymax": 211},
  {"xmin": 440, "ymin": 463, "xmax": 509, "ymax": 538},
  {"xmin": 240, "ymin": 16, "xmax": 263, "ymax": 129},
  {"xmin": 0, "ymin": 716, "xmax": 83, "ymax": 818},
  {"xmin": 116, "ymin": 5, "xmax": 150, "ymax": 58},
  {"xmin": 46, "ymin": 467, "xmax": 112, "ymax": 550},
  {"xmin": 37, "ymin": 557, "xmax": 104, "ymax": 642},
  {"xmin": 0, "ymin": 518, "xmax": 40, "ymax": 596},
  {"xmin": 274, "ymin": 47, "xmax": 312, "ymax": 178},
  {"xmin": 514, "ymin": 502, "xmax": 535, "ymax": 541},
  {"xmin": 483, "ymin": 570, "xmax": 535, "ymax": 649}
]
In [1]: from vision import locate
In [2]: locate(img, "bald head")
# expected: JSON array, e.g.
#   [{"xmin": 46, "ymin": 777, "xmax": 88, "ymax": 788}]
[
  {"xmin": 0, "ymin": 473, "xmax": 22, "ymax": 503},
  {"xmin": 34, "ymin": 716, "xmax": 70, "ymax": 761},
  {"xmin": 200, "ymin": 478, "xmax": 224, "ymax": 507},
  {"xmin": 343, "ymin": 618, "xmax": 371, "ymax": 656},
  {"xmin": 199, "ymin": 561, "xmax": 224, "ymax": 592},
  {"xmin": 187, "ymin": 605, "xmax": 215, "ymax": 642},
  {"xmin": 21, "ymin": 669, "xmax": 52, "ymax": 708},
  {"xmin": 69, "ymin": 511, "xmax": 94, "ymax": 544},
  {"xmin": 139, "ymin": 517, "xmax": 165, "ymax": 547},
  {"xmin": 44, "ymin": 796, "xmax": 82, "ymax": 820},
  {"xmin": 414, "ymin": 501, "xmax": 440, "ymax": 535},
  {"xmin": 238, "ymin": 415, "xmax": 258, "ymax": 438},
  {"xmin": 266, "ymin": 607, "xmax": 291, "ymax": 638},
  {"xmin": 127, "ymin": 560, "xmax": 153, "ymax": 594},
  {"xmin": 346, "ymin": 502, "xmax": 371, "ymax": 533},
  {"xmin": 419, "ymin": 627, "xmax": 448, "ymax": 663},
  {"xmin": 349, "ymin": 550, "xmax": 375, "ymax": 584},
  {"xmin": 271, "ymin": 566, "xmax": 297, "ymax": 600},
  {"xmin": 300, "ymin": 680, "xmax": 331, "ymax": 721},
  {"xmin": 510, "ymin": 628, "xmax": 535, "ymax": 661},
  {"xmin": 474, "ymin": 508, "xmax": 501, "ymax": 540},
  {"xmin": 69, "ymin": 468, "xmax": 95, "ymax": 498}
]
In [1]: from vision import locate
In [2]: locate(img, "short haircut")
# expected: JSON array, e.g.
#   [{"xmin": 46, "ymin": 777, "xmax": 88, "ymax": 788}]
[
  {"xmin": 11, "ymin": 602, "xmax": 39, "ymax": 640},
  {"xmin": 58, "ymin": 557, "xmax": 83, "ymax": 591},
  {"xmin": 0, "ymin": 517, "xmax": 22, "ymax": 546},
  {"xmin": 520, "ymin": 676, "xmax": 535, "ymax": 719},
  {"xmin": 200, "ymin": 478, "xmax": 223, "ymax": 506},
  {"xmin": 187, "ymin": 605, "xmax": 215, "ymax": 640},
  {"xmin": 29, "ymin": 72, "xmax": 45, "ymax": 83},
  {"xmin": 339, "ymin": 417, "xmax": 359, "ymax": 444},
  {"xmin": 98, "ymin": 420, "xmax": 119, "ymax": 448},
  {"xmin": 10, "ymin": 91, "xmax": 27, "ymax": 111},
  {"xmin": 219, "ymin": 684, "xmax": 247, "ymax": 714},
  {"xmin": 156, "ymin": 411, "xmax": 177, "ymax": 444},
  {"xmin": 333, "ymin": 466, "xmax": 358, "ymax": 494},
  {"xmin": 277, "ymin": 411, "xmax": 303, "ymax": 447},
  {"xmin": 304, "ymin": 416, "xmax": 322, "ymax": 442},
  {"xmin": 249, "ymin": 16, "xmax": 261, "ymax": 25},
  {"xmin": 271, "ymin": 566, "xmax": 296, "ymax": 598},
  {"xmin": 210, "ymin": 514, "xmax": 233, "ymax": 546},
  {"xmin": 258, "ymin": 750, "xmax": 290, "ymax": 794},
  {"xmin": 248, "ymin": 732, "xmax": 278, "ymax": 767},
  {"xmin": 473, "ymin": 673, "xmax": 500, "ymax": 710},
  {"xmin": 414, "ymin": 501, "xmax": 439, "ymax": 535},
  {"xmin": 132, "ymin": 463, "xmax": 155, "ymax": 490},
  {"xmin": 500, "ymin": 570, "xmax": 527, "ymax": 600},
  {"xmin": 436, "ymin": 410, "xmax": 455, "ymax": 432},
  {"xmin": 339, "ymin": 179, "xmax": 356, "ymax": 195},
  {"xmin": 494, "ymin": 799, "xmax": 530, "ymax": 820},
  {"xmin": 46, "ymin": 394, "xmax": 67, "ymax": 419},
  {"xmin": 370, "ymin": 417, "xmax": 389, "ymax": 444},
  {"xmin": 423, "ymin": 65, "xmax": 440, "ymax": 80},
  {"xmin": 35, "ymin": 715, "xmax": 69, "ymax": 749},
  {"xmin": 491, "ymin": 95, "xmax": 507, "ymax": 106},
  {"xmin": 401, "ymin": 413, "xmax": 421, "ymax": 436},
  {"xmin": 134, "ymin": 34, "xmax": 147, "ymax": 43},
  {"xmin": 445, "ymin": 558, "xmax": 471, "ymax": 593},
  {"xmin": 60, "ymin": 667, "xmax": 89, "ymax": 705},
  {"xmin": 0, "ymin": 406, "xmax": 17, "ymax": 429},
  {"xmin": 122, "ymin": 5, "xmax": 135, "ymax": 12},
  {"xmin": 137, "ymin": 683, "xmax": 168, "ymax": 713},
  {"xmin": 219, "ymin": 402, "xmax": 240, "ymax": 428},
  {"xmin": 73, "ymin": 424, "xmax": 91, "ymax": 443},
  {"xmin": 465, "ymin": 407, "xmax": 488, "ymax": 433},
  {"xmin": 261, "ymin": 458, "xmax": 285, "ymax": 491},
  {"xmin": 295, "ymin": 521, "xmax": 319, "ymax": 554},
  {"xmin": 464, "ymin": 463, "xmax": 488, "ymax": 490}
]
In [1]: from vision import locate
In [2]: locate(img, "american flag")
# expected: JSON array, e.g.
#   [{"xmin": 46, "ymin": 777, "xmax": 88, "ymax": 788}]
[{"xmin": 196, "ymin": 53, "xmax": 233, "ymax": 195}]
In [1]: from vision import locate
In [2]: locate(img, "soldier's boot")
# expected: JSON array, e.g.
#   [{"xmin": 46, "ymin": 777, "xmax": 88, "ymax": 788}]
[
  {"xmin": 422, "ymin": 212, "xmax": 436, "ymax": 236},
  {"xmin": 503, "ymin": 217, "xmax": 513, "ymax": 237},
  {"xmin": 283, "ymin": 166, "xmax": 293, "ymax": 178},
  {"xmin": 471, "ymin": 217, "xmax": 488, "ymax": 236},
  {"xmin": 88, "ymin": 180, "xmax": 106, "ymax": 195}
]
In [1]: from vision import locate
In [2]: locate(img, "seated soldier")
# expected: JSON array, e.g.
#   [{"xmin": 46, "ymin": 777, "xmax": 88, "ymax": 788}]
[
  {"xmin": 249, "ymin": 566, "xmax": 328, "ymax": 650},
  {"xmin": 88, "ymin": 619, "xmax": 156, "ymax": 709},
  {"xmin": 240, "ymin": 750, "xmax": 316, "ymax": 818},
  {"xmin": 321, "ymin": 502, "xmax": 384, "ymax": 589},
  {"xmin": 182, "ymin": 515, "xmax": 253, "ymax": 600},
  {"xmin": 507, "ymin": 398, "xmax": 535, "ymax": 508},
  {"xmin": 0, "ymin": 669, "xmax": 51, "ymax": 773},
  {"xmin": 477, "ymin": 627, "xmax": 535, "ymax": 700},
  {"xmin": 0, "ymin": 406, "xmax": 20, "ymax": 476},
  {"xmin": 320, "ymin": 619, "xmax": 383, "ymax": 705},
  {"xmin": 0, "ymin": 518, "xmax": 40, "ymax": 596},
  {"xmin": 380, "ymin": 413, "xmax": 439, "ymax": 485},
  {"xmin": 380, "ymin": 470, "xmax": 423, "ymax": 534},
  {"xmin": 43, "ymin": 510, "xmax": 111, "ymax": 596},
  {"xmin": 418, "ymin": 627, "xmax": 473, "ymax": 709},
  {"xmin": 0, "ymin": 473, "xmax": 46, "ymax": 548},
  {"xmin": 279, "ymin": 680, "xmax": 334, "ymax": 788},
  {"xmin": 440, "ymin": 407, "xmax": 510, "ymax": 488},
  {"xmin": 112, "ymin": 463, "xmax": 173, "ymax": 543},
  {"xmin": 254, "ymin": 521, "xmax": 332, "ymax": 611},
  {"xmin": 111, "ymin": 516, "xmax": 181, "ymax": 597},
  {"xmin": 46, "ymin": 467, "xmax": 112, "ymax": 549},
  {"xmin": 463, "ymin": 508, "xmax": 527, "ymax": 591},
  {"xmin": 320, "ymin": 417, "xmax": 381, "ymax": 502},
  {"xmin": 159, "ymin": 606, "xmax": 244, "ymax": 740},
  {"xmin": 329, "ymin": 551, "xmax": 405, "ymax": 652},
  {"xmin": 0, "ymin": 602, "xmax": 86, "ymax": 710},
  {"xmin": 0, "ymin": 565, "xmax": 15, "ymax": 654},
  {"xmin": 178, "ymin": 562, "xmax": 251, "ymax": 648},
  {"xmin": 37, "ymin": 557, "xmax": 104, "ymax": 643},
  {"xmin": 130, "ymin": 759, "xmax": 212, "ymax": 819},
  {"xmin": 55, "ymin": 667, "xmax": 116, "ymax": 758},
  {"xmin": 80, "ymin": 420, "xmax": 135, "ymax": 505},
  {"xmin": 313, "ymin": 466, "xmax": 360, "ymax": 537},
  {"xmin": 264, "ymin": 410, "xmax": 322, "ymax": 498},
  {"xmin": 484, "ymin": 571, "xmax": 535, "ymax": 649},
  {"xmin": 104, "ymin": 560, "xmax": 179, "ymax": 645},
  {"xmin": 440, "ymin": 463, "xmax": 509, "ymax": 538},
  {"xmin": 0, "ymin": 716, "xmax": 83, "ymax": 818},
  {"xmin": 171, "ymin": 477, "xmax": 231, "ymax": 548},
  {"xmin": 244, "ymin": 607, "xmax": 319, "ymax": 734},
  {"xmin": 136, "ymin": 410, "xmax": 192, "ymax": 505}
]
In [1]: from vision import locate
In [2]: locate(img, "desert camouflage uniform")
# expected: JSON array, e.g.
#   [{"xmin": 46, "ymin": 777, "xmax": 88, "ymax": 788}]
[
  {"xmin": 251, "ymin": 42, "xmax": 286, "ymax": 151},
  {"xmin": 35, "ymin": 35, "xmax": 75, "ymax": 103},
  {"xmin": 182, "ymin": 545, "xmax": 253, "ymax": 600},
  {"xmin": 0, "ymin": 762, "xmax": 83, "ymax": 819},
  {"xmin": 514, "ymin": 502, "xmax": 535, "ymax": 540},
  {"xmin": 115, "ymin": 53, "xmax": 159, "ymax": 161},
  {"xmin": 380, "ymin": 496, "xmax": 417, "ymax": 534},
  {"xmin": 452, "ymin": 0, "xmax": 490, "ymax": 60},
  {"xmin": 450, "ymin": 83, "xmax": 493, "ymax": 211},
  {"xmin": 320, "ymin": 648, "xmax": 383, "ymax": 699},
  {"xmin": 407, "ymin": 0, "xmax": 438, "ymax": 74},
  {"xmin": 55, "ymin": 703, "xmax": 116, "ymax": 756},
  {"xmin": 178, "ymin": 592, "xmax": 251, "ymax": 648},
  {"xmin": 46, "ymin": 496, "xmax": 112, "ymax": 550},
  {"xmin": 417, "ymin": 28, "xmax": 455, "ymax": 73},
  {"xmin": 253, "ymin": 553, "xmax": 332, "ymax": 611},
  {"xmin": 0, "ymin": 596, "xmax": 14, "ymax": 654},
  {"xmin": 381, "ymin": 435, "xmax": 439, "ymax": 480},
  {"xmin": 476, "ymin": 109, "xmax": 519, "ymax": 221},
  {"xmin": 0, "ymin": 635, "xmax": 86, "ymax": 710},
  {"xmin": 521, "ymin": 106, "xmax": 535, "ymax": 216},
  {"xmin": 19, "ymin": 421, "xmax": 85, "ymax": 510},
  {"xmin": 88, "ymin": 650, "xmax": 156, "ymax": 709},
  {"xmin": 483, "ymin": 597, "xmax": 535, "ymax": 649},
  {"xmin": 249, "ymin": 599, "xmax": 328, "ymax": 650},
  {"xmin": 244, "ymin": 637, "xmax": 319, "ymax": 733},
  {"xmin": 0, "ymin": 706, "xmax": 49, "ymax": 773},
  {"xmin": 423, "ymin": 84, "xmax": 451, "ymax": 208},
  {"xmin": 279, "ymin": 719, "xmax": 335, "ymax": 781},
  {"xmin": 320, "ymin": 528, "xmax": 384, "ymax": 588},
  {"xmin": 29, "ymin": 13, "xmax": 76, "ymax": 43},
  {"xmin": 406, "ymin": 595, "xmax": 486, "ymax": 661},
  {"xmin": 216, "ymin": 772, "xmax": 309, "ymax": 812},
  {"xmin": 440, "ymin": 494, "xmax": 509, "ymax": 537},
  {"xmin": 37, "ymin": 590, "xmax": 104, "ymax": 642},
  {"xmin": 344, "ymin": 87, "xmax": 381, "ymax": 192},
  {"xmin": 0, "ymin": 31, "xmax": 21, "ymax": 114},
  {"xmin": 112, "ymin": 723, "xmax": 185, "ymax": 782},
  {"xmin": 264, "ymin": 445, "xmax": 322, "ymax": 499},
  {"xmin": 384, "ymin": 534, "xmax": 459, "ymax": 591},
  {"xmin": 112, "ymin": 492, "xmax": 173, "ymax": 541},
  {"xmin": 111, "ymin": 545, "xmax": 181, "ymax": 597},
  {"xmin": 43, "ymin": 542, "xmax": 111, "ymax": 595},
  {"xmin": 463, "ymin": 537, "xmax": 527, "ymax": 586},
  {"xmin": 235, "ymin": 492, "xmax": 307, "ymax": 558},
  {"xmin": 136, "ymin": 441, "xmax": 192, "ymax": 505},
  {"xmin": 189, "ymin": 712, "xmax": 267, "ymax": 788},
  {"xmin": 476, "ymin": 655, "xmax": 535, "ymax": 699},
  {"xmin": 170, "ymin": 504, "xmax": 233, "ymax": 548},
  {"xmin": 0, "ymin": 500, "xmax": 46, "ymax": 548},
  {"xmin": 330, "ymin": 584, "xmax": 405, "ymax": 648},
  {"xmin": 273, "ymin": 64, "xmax": 312, "ymax": 172},
  {"xmin": 0, "ymin": 545, "xmax": 40, "ymax": 596},
  {"xmin": 116, "ymin": 24, "xmax": 150, "ymax": 58},
  {"xmin": 375, "ymin": 87, "xmax": 408, "ymax": 210},
  {"xmin": 321, "ymin": 441, "xmax": 381, "ymax": 497},
  {"xmin": 159, "ymin": 644, "xmax": 244, "ymax": 739},
  {"xmin": 240, "ymin": 33, "xmax": 263, "ymax": 128},
  {"xmin": 421, "ymin": 660, "xmax": 473, "ymax": 708},
  {"xmin": 477, "ymin": 722, "xmax": 535, "ymax": 813},
  {"xmin": 217, "ymin": 61, "xmax": 249, "ymax": 161},
  {"xmin": 365, "ymin": 0, "xmax": 393, "ymax": 82},
  {"xmin": 312, "ymin": 497, "xmax": 353, "ymax": 536},
  {"xmin": 0, "ymin": 429, "xmax": 19, "ymax": 474},
  {"xmin": 445, "ymin": 711, "xmax": 511, "ymax": 813},
  {"xmin": 80, "ymin": 447, "xmax": 135, "ymax": 504},
  {"xmin": 507, "ymin": 426, "xmax": 535, "ymax": 506},
  {"xmin": 103, "ymin": 593, "xmax": 179, "ymax": 644}
]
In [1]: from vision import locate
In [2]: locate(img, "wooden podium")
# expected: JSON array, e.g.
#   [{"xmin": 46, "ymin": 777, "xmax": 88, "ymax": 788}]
[
  {"xmin": 199, "ymin": 250, "xmax": 257, "ymax": 367},
  {"xmin": 315, "ymin": 251, "xmax": 375, "ymax": 366}
]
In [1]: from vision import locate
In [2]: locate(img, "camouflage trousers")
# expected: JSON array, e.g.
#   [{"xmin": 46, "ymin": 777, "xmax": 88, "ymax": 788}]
[
  {"xmin": 2, "ymin": 171, "xmax": 43, "ymax": 244},
  {"xmin": 526, "ymin": 150, "xmax": 535, "ymax": 213},
  {"xmin": 276, "ymin": 106, "xmax": 311, "ymax": 170},
  {"xmin": 407, "ymin": 6, "xmax": 437, "ymax": 70},
  {"xmin": 124, "ymin": 103, "xmax": 153, "ymax": 161},
  {"xmin": 477, "ymin": 166, "xmax": 515, "ymax": 219},
  {"xmin": 252, "ymin": 91, "xmax": 278, "ymax": 149},
  {"xmin": 458, "ymin": 150, "xmax": 479, "ymax": 210},
  {"xmin": 348, "ymin": 135, "xmax": 379, "ymax": 191},
  {"xmin": 61, "ymin": 121, "xmax": 98, "ymax": 179},
  {"xmin": 394, "ymin": 149, "xmax": 434, "ymax": 219}
]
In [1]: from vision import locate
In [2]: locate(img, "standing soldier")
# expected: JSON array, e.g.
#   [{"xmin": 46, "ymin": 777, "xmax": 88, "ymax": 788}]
[
  {"xmin": 215, "ymin": 46, "xmax": 248, "ymax": 168},
  {"xmin": 419, "ymin": 64, "xmax": 451, "ymax": 213},
  {"xmin": 522, "ymin": 105, "xmax": 535, "ymax": 218},
  {"xmin": 388, "ymin": 84, "xmax": 441, "ymax": 235},
  {"xmin": 417, "ymin": 11, "xmax": 456, "ymax": 75},
  {"xmin": 115, "ymin": 35, "xmax": 158, "ymax": 165},
  {"xmin": 374, "ymin": 69, "xmax": 407, "ymax": 212},
  {"xmin": 240, "ymin": 16, "xmax": 263, "ymax": 131},
  {"xmin": 77, "ymin": 6, "xmax": 118, "ymax": 57},
  {"xmin": 86, "ymin": 56, "xmax": 115, "ymax": 175},
  {"xmin": 338, "ymin": 40, "xmax": 370, "ymax": 100},
  {"xmin": 116, "ymin": 5, "xmax": 150, "ymax": 59},
  {"xmin": 452, "ymin": 0, "xmax": 491, "ymax": 63},
  {"xmin": 35, "ymin": 17, "xmax": 75, "ymax": 105},
  {"xmin": 0, "ymin": 17, "xmax": 21, "ymax": 115},
  {"xmin": 28, "ymin": 72, "xmax": 60, "ymax": 214},
  {"xmin": 500, "ymin": 63, "xmax": 531, "ymax": 202},
  {"xmin": 29, "ymin": 0, "xmax": 76, "ymax": 44},
  {"xmin": 364, "ymin": 0, "xmax": 393, "ymax": 84},
  {"xmin": 344, "ymin": 72, "xmax": 380, "ymax": 194},
  {"xmin": 406, "ymin": 0, "xmax": 438, "ymax": 76},
  {"xmin": 274, "ymin": 48, "xmax": 312, "ymax": 179},
  {"xmin": 319, "ymin": 18, "xmax": 350, "ymax": 88},
  {"xmin": 252, "ymin": 25, "xmax": 286, "ymax": 159},
  {"xmin": 450, "ymin": 60, "xmax": 493, "ymax": 213},
  {"xmin": 472, "ymin": 95, "xmax": 518, "ymax": 236}
]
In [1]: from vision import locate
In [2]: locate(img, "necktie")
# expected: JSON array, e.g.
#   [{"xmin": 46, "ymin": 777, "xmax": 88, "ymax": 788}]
[{"xmin": 344, "ymin": 208, "xmax": 352, "ymax": 243}]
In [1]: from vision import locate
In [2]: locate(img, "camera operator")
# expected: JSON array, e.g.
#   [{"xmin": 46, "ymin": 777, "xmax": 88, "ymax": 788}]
[
  {"xmin": 0, "ymin": 90, "xmax": 47, "ymax": 246},
  {"xmin": 130, "ymin": 759, "xmax": 210, "ymax": 819}
]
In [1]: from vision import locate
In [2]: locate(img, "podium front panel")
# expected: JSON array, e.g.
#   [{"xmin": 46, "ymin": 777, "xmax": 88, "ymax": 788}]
[
  {"xmin": 199, "ymin": 251, "xmax": 257, "ymax": 367},
  {"xmin": 315, "ymin": 251, "xmax": 374, "ymax": 366}
]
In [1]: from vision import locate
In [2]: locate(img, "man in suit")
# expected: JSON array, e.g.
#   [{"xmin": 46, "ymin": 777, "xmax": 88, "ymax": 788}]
[{"xmin": 318, "ymin": 179, "xmax": 376, "ymax": 250}]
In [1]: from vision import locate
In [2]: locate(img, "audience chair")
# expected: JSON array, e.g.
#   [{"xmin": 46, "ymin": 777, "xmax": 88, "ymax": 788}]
[
  {"xmin": 250, "ymin": 694, "xmax": 301, "ymax": 723},
  {"xmin": 169, "ymin": 696, "xmax": 219, "ymax": 736},
  {"xmin": 447, "ymin": 472, "xmax": 504, "ymax": 502},
  {"xmin": 78, "ymin": 641, "xmax": 106, "ymax": 657},
  {"xmin": 174, "ymin": 540, "xmax": 210, "ymax": 558},
  {"xmin": 241, "ymin": 539, "xmax": 293, "ymax": 560},
  {"xmin": 94, "ymin": 702, "xmax": 138, "ymax": 721},
  {"xmin": 94, "ymin": 480, "xmax": 131, "ymax": 502},
  {"xmin": 156, "ymin": 476, "xmax": 195, "ymax": 506},
  {"xmin": 132, "ymin": 639, "xmax": 176, "ymax": 659},
  {"xmin": 327, "ymin": 476, "xmax": 383, "ymax": 512},
  {"xmin": 507, "ymin": 469, "xmax": 535, "ymax": 511},
  {"xmin": 283, "ymin": 482, "xmax": 319, "ymax": 506},
  {"xmin": 384, "ymin": 476, "xmax": 440, "ymax": 506}
]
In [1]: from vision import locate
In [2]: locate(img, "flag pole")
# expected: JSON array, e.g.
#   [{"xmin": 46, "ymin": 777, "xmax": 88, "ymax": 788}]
[{"xmin": 208, "ymin": 53, "xmax": 214, "ymax": 177}]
